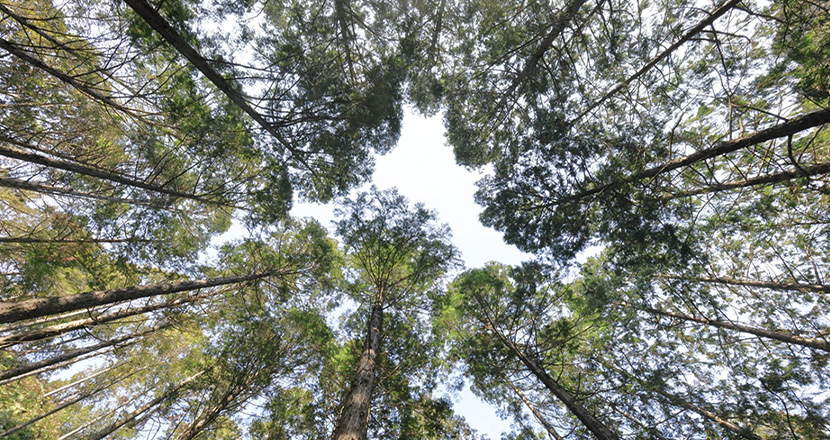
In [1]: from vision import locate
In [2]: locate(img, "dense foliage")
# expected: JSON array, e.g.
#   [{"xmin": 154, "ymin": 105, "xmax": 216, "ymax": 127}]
[{"xmin": 0, "ymin": 0, "xmax": 827, "ymax": 438}]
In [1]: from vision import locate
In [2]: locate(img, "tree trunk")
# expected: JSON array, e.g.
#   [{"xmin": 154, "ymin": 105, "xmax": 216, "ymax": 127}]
[
  {"xmin": 674, "ymin": 163, "xmax": 830, "ymax": 197},
  {"xmin": 504, "ymin": 375, "xmax": 564, "ymax": 440},
  {"xmin": 0, "ymin": 37, "xmax": 135, "ymax": 116},
  {"xmin": 495, "ymin": 0, "xmax": 588, "ymax": 114},
  {"xmin": 0, "ymin": 175, "xmax": 170, "ymax": 209},
  {"xmin": 658, "ymin": 275, "xmax": 830, "ymax": 294},
  {"xmin": 571, "ymin": 0, "xmax": 742, "ymax": 124},
  {"xmin": 0, "ymin": 237, "xmax": 151, "ymax": 244},
  {"xmin": 634, "ymin": 304, "xmax": 830, "ymax": 352},
  {"xmin": 651, "ymin": 388, "xmax": 764, "ymax": 440},
  {"xmin": 606, "ymin": 362, "xmax": 764, "ymax": 440},
  {"xmin": 331, "ymin": 300, "xmax": 384, "ymax": 440},
  {"xmin": 175, "ymin": 373, "xmax": 254, "ymax": 440},
  {"xmin": 0, "ymin": 3, "xmax": 69, "ymax": 49},
  {"xmin": 533, "ymin": 107, "xmax": 830, "ymax": 210},
  {"xmin": 333, "ymin": 0, "xmax": 357, "ymax": 81},
  {"xmin": 0, "ymin": 288, "xmax": 224, "ymax": 347},
  {"xmin": 0, "ymin": 271, "xmax": 279, "ymax": 324},
  {"xmin": 85, "ymin": 370, "xmax": 206, "ymax": 440},
  {"xmin": 121, "ymin": 0, "xmax": 307, "ymax": 167},
  {"xmin": 481, "ymin": 315, "xmax": 619, "ymax": 440},
  {"xmin": 57, "ymin": 400, "xmax": 130, "ymax": 440},
  {"xmin": 0, "ymin": 365, "xmax": 144, "ymax": 438},
  {"xmin": 44, "ymin": 364, "xmax": 118, "ymax": 398},
  {"xmin": 0, "ymin": 325, "xmax": 163, "ymax": 385},
  {"xmin": 0, "ymin": 139, "xmax": 228, "ymax": 207},
  {"xmin": 1, "ymin": 308, "xmax": 103, "ymax": 335}
]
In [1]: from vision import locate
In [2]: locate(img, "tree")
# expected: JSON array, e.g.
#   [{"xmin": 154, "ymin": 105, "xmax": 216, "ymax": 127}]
[
  {"xmin": 440, "ymin": 258, "xmax": 829, "ymax": 439},
  {"xmin": 443, "ymin": 263, "xmax": 620, "ymax": 440},
  {"xmin": 0, "ymin": 219, "xmax": 337, "ymax": 438},
  {"xmin": 330, "ymin": 188, "xmax": 457, "ymax": 440},
  {"xmin": 431, "ymin": 0, "xmax": 830, "ymax": 271},
  {"xmin": 2, "ymin": 0, "xmax": 829, "ymax": 437},
  {"xmin": 571, "ymin": 254, "xmax": 829, "ymax": 439}
]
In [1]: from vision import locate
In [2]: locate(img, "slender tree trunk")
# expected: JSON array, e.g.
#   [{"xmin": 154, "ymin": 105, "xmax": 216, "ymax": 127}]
[
  {"xmin": 633, "ymin": 304, "xmax": 830, "ymax": 352},
  {"xmin": 0, "ymin": 365, "xmax": 144, "ymax": 438},
  {"xmin": 1, "ymin": 387, "xmax": 97, "ymax": 437},
  {"xmin": 175, "ymin": 373, "xmax": 254, "ymax": 440},
  {"xmin": 532, "ymin": 107, "xmax": 830, "ymax": 210},
  {"xmin": 1, "ymin": 308, "xmax": 103, "ymax": 335},
  {"xmin": 571, "ymin": 0, "xmax": 742, "ymax": 124},
  {"xmin": 57, "ymin": 395, "xmax": 140, "ymax": 440},
  {"xmin": 0, "ymin": 237, "xmax": 151, "ymax": 244},
  {"xmin": 333, "ymin": 0, "xmax": 357, "ymax": 81},
  {"xmin": 85, "ymin": 370, "xmax": 206, "ymax": 440},
  {"xmin": 606, "ymin": 362, "xmax": 764, "ymax": 440},
  {"xmin": 0, "ymin": 288, "xmax": 224, "ymax": 347},
  {"xmin": 0, "ymin": 3, "xmax": 74, "ymax": 50},
  {"xmin": 480, "ymin": 314, "xmax": 619, "ymax": 440},
  {"xmin": 0, "ymin": 37, "xmax": 136, "ymax": 117},
  {"xmin": 504, "ymin": 375, "xmax": 564, "ymax": 440},
  {"xmin": 0, "ymin": 325, "xmax": 163, "ymax": 385},
  {"xmin": 0, "ymin": 347, "xmax": 112, "ymax": 386},
  {"xmin": 0, "ymin": 271, "xmax": 280, "ymax": 324},
  {"xmin": 0, "ymin": 175, "xmax": 170, "ymax": 209},
  {"xmin": 121, "ymin": 0, "xmax": 307, "ymax": 167},
  {"xmin": 651, "ymin": 388, "xmax": 764, "ymax": 440},
  {"xmin": 0, "ymin": 140, "xmax": 229, "ymax": 207},
  {"xmin": 331, "ymin": 299, "xmax": 384, "ymax": 440},
  {"xmin": 673, "ymin": 276, "xmax": 830, "ymax": 294},
  {"xmin": 674, "ymin": 163, "xmax": 830, "ymax": 197},
  {"xmin": 44, "ymin": 364, "xmax": 118, "ymax": 398},
  {"xmin": 495, "ymin": 0, "xmax": 587, "ymax": 113}
]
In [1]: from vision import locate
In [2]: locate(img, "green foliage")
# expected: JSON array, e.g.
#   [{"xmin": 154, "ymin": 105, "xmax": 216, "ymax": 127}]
[
  {"xmin": 773, "ymin": 0, "xmax": 830, "ymax": 105},
  {"xmin": 0, "ymin": 360, "xmax": 58, "ymax": 439},
  {"xmin": 335, "ymin": 187, "xmax": 458, "ymax": 303},
  {"xmin": 2, "ymin": 0, "xmax": 828, "ymax": 438}
]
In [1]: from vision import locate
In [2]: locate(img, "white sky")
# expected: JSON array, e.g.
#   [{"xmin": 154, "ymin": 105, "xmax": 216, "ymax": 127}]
[
  {"xmin": 293, "ymin": 108, "xmax": 528, "ymax": 269},
  {"xmin": 293, "ymin": 107, "xmax": 529, "ymax": 438}
]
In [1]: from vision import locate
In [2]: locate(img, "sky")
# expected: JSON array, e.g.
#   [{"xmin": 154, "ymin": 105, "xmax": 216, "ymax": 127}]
[
  {"xmin": 293, "ymin": 108, "xmax": 528, "ymax": 270},
  {"xmin": 293, "ymin": 107, "xmax": 530, "ymax": 437}
]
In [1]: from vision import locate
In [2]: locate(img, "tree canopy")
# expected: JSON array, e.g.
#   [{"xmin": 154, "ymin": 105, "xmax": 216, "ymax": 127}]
[{"xmin": 1, "ymin": 0, "xmax": 828, "ymax": 438}]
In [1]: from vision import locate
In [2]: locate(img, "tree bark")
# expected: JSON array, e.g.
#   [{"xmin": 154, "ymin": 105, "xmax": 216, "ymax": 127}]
[
  {"xmin": 85, "ymin": 370, "xmax": 206, "ymax": 440},
  {"xmin": 44, "ymin": 364, "xmax": 118, "ymax": 398},
  {"xmin": 480, "ymin": 314, "xmax": 619, "ymax": 440},
  {"xmin": 121, "ymin": 0, "xmax": 308, "ymax": 167},
  {"xmin": 606, "ymin": 362, "xmax": 764, "ymax": 440},
  {"xmin": 0, "ymin": 288, "xmax": 224, "ymax": 347},
  {"xmin": 0, "ymin": 139, "xmax": 228, "ymax": 207},
  {"xmin": 1, "ymin": 308, "xmax": 102, "ymax": 335},
  {"xmin": 651, "ymin": 388, "xmax": 764, "ymax": 440},
  {"xmin": 673, "ymin": 163, "xmax": 830, "ymax": 197},
  {"xmin": 0, "ymin": 175, "xmax": 171, "ymax": 209},
  {"xmin": 0, "ymin": 365, "xmax": 143, "ymax": 438},
  {"xmin": 634, "ymin": 304, "xmax": 830, "ymax": 352},
  {"xmin": 495, "ymin": 0, "xmax": 588, "ymax": 113},
  {"xmin": 0, "ymin": 325, "xmax": 163, "ymax": 385},
  {"xmin": 504, "ymin": 375, "xmax": 564, "ymax": 440},
  {"xmin": 672, "ymin": 276, "xmax": 830, "ymax": 294},
  {"xmin": 0, "ymin": 237, "xmax": 151, "ymax": 244},
  {"xmin": 532, "ymin": 107, "xmax": 830, "ymax": 210},
  {"xmin": 333, "ymin": 0, "xmax": 357, "ymax": 81},
  {"xmin": 0, "ymin": 37, "xmax": 137, "ymax": 117},
  {"xmin": 175, "ymin": 372, "xmax": 255, "ymax": 440},
  {"xmin": 0, "ymin": 271, "xmax": 279, "ymax": 324},
  {"xmin": 331, "ymin": 300, "xmax": 384, "ymax": 440}
]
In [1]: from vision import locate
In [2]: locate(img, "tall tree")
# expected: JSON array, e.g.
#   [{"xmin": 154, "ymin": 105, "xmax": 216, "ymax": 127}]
[
  {"xmin": 443, "ymin": 263, "xmax": 620, "ymax": 440},
  {"xmin": 330, "ymin": 188, "xmax": 457, "ymax": 440}
]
